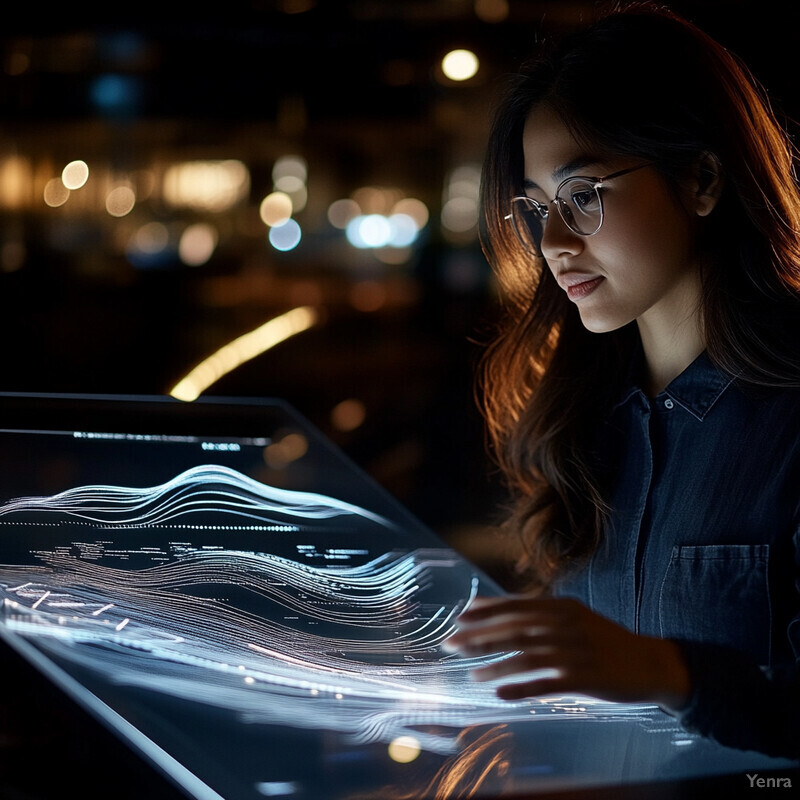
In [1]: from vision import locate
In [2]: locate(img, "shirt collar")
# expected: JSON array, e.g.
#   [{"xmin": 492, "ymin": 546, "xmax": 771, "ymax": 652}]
[{"xmin": 614, "ymin": 350, "xmax": 735, "ymax": 421}]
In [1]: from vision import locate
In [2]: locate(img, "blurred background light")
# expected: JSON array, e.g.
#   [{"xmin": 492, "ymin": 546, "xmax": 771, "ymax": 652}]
[
  {"xmin": 474, "ymin": 0, "xmax": 509, "ymax": 22},
  {"xmin": 387, "ymin": 213, "xmax": 418, "ymax": 247},
  {"xmin": 0, "ymin": 156, "xmax": 31, "ymax": 209},
  {"xmin": 90, "ymin": 73, "xmax": 143, "ymax": 117},
  {"xmin": 179, "ymin": 223, "xmax": 218, "ymax": 266},
  {"xmin": 105, "ymin": 184, "xmax": 136, "ymax": 217},
  {"xmin": 330, "ymin": 398, "xmax": 367, "ymax": 432},
  {"xmin": 441, "ymin": 196, "xmax": 478, "ymax": 232},
  {"xmin": 163, "ymin": 160, "xmax": 250, "ymax": 212},
  {"xmin": 264, "ymin": 430, "xmax": 309, "ymax": 469},
  {"xmin": 272, "ymin": 155, "xmax": 307, "ymax": 183},
  {"xmin": 327, "ymin": 198, "xmax": 361, "ymax": 229},
  {"xmin": 388, "ymin": 736, "xmax": 421, "ymax": 763},
  {"xmin": 441, "ymin": 49, "xmax": 479, "ymax": 81},
  {"xmin": 170, "ymin": 306, "xmax": 319, "ymax": 402},
  {"xmin": 44, "ymin": 178, "xmax": 70, "ymax": 208},
  {"xmin": 260, "ymin": 191, "xmax": 294, "ymax": 227},
  {"xmin": 62, "ymin": 160, "xmax": 89, "ymax": 190},
  {"xmin": 392, "ymin": 197, "xmax": 429, "ymax": 229},
  {"xmin": 268, "ymin": 218, "xmax": 302, "ymax": 251}
]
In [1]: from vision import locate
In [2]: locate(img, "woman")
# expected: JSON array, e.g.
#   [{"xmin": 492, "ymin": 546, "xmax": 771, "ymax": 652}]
[{"xmin": 446, "ymin": 1, "xmax": 800, "ymax": 758}]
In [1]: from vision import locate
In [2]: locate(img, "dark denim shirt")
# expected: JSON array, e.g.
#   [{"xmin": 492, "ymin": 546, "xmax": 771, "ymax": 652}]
[{"xmin": 554, "ymin": 351, "xmax": 800, "ymax": 758}]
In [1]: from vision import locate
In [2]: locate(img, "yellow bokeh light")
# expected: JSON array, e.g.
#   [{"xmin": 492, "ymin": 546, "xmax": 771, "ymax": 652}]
[
  {"xmin": 163, "ymin": 159, "xmax": 250, "ymax": 212},
  {"xmin": 43, "ymin": 178, "xmax": 70, "ymax": 208},
  {"xmin": 441, "ymin": 49, "xmax": 479, "ymax": 81},
  {"xmin": 391, "ymin": 197, "xmax": 429, "ymax": 229},
  {"xmin": 260, "ymin": 191, "xmax": 293, "ymax": 227},
  {"xmin": 351, "ymin": 186, "xmax": 402, "ymax": 215},
  {"xmin": 62, "ymin": 160, "xmax": 89, "ymax": 190},
  {"xmin": 264, "ymin": 432, "xmax": 309, "ymax": 469},
  {"xmin": 105, "ymin": 185, "xmax": 136, "ymax": 217},
  {"xmin": 0, "ymin": 156, "xmax": 32, "ymax": 209},
  {"xmin": 474, "ymin": 0, "xmax": 509, "ymax": 23},
  {"xmin": 330, "ymin": 398, "xmax": 367, "ymax": 432},
  {"xmin": 388, "ymin": 736, "xmax": 421, "ymax": 764},
  {"xmin": 179, "ymin": 223, "xmax": 218, "ymax": 266}
]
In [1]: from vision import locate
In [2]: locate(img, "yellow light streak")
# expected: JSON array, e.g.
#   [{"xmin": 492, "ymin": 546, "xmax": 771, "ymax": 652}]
[{"xmin": 169, "ymin": 306, "xmax": 319, "ymax": 402}]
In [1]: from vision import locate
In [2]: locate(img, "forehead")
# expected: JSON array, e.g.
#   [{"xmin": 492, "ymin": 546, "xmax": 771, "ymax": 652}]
[{"xmin": 521, "ymin": 104, "xmax": 605, "ymax": 189}]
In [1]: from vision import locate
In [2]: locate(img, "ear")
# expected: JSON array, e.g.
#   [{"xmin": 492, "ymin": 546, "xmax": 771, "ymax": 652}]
[{"xmin": 691, "ymin": 151, "xmax": 724, "ymax": 217}]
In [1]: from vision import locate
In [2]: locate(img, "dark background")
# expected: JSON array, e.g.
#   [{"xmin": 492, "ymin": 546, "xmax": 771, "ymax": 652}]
[{"xmin": 1, "ymin": 0, "xmax": 797, "ymax": 581}]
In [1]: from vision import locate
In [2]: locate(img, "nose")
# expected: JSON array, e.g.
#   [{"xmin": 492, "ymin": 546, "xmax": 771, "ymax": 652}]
[{"xmin": 539, "ymin": 206, "xmax": 585, "ymax": 261}]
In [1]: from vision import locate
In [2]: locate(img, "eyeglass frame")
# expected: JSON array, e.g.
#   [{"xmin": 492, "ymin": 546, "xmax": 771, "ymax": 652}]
[{"xmin": 504, "ymin": 162, "xmax": 655, "ymax": 252}]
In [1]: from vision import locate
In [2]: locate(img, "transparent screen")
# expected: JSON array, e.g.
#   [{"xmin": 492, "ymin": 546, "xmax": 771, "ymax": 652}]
[{"xmin": 0, "ymin": 395, "xmax": 792, "ymax": 799}]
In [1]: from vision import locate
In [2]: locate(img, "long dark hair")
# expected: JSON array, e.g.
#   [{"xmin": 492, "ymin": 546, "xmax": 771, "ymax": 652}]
[{"xmin": 479, "ymin": 1, "xmax": 800, "ymax": 592}]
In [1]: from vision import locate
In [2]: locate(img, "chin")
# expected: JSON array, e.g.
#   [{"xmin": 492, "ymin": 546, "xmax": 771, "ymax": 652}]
[{"xmin": 577, "ymin": 310, "xmax": 632, "ymax": 335}]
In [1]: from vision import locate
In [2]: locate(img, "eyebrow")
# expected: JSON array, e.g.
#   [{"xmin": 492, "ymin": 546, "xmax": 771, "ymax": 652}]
[{"xmin": 522, "ymin": 156, "xmax": 602, "ymax": 191}]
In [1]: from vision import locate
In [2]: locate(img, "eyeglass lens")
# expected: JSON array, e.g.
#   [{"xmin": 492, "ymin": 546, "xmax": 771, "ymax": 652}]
[{"xmin": 511, "ymin": 178, "xmax": 602, "ymax": 253}]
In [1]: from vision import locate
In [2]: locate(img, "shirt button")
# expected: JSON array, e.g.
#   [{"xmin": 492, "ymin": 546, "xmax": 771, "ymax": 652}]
[{"xmin": 664, "ymin": 398, "xmax": 674, "ymax": 409}]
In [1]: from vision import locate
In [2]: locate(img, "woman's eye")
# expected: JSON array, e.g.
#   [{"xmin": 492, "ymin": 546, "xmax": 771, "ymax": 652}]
[
  {"xmin": 530, "ymin": 200, "xmax": 548, "ymax": 219},
  {"xmin": 571, "ymin": 190, "xmax": 597, "ymax": 209}
]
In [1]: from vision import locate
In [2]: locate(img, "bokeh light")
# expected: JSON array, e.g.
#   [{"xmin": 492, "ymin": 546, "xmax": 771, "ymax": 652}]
[
  {"xmin": 388, "ymin": 736, "xmax": 421, "ymax": 763},
  {"xmin": 0, "ymin": 156, "xmax": 32, "ymax": 209},
  {"xmin": 269, "ymin": 219, "xmax": 302, "ymax": 251},
  {"xmin": 272, "ymin": 155, "xmax": 307, "ymax": 184},
  {"xmin": 264, "ymin": 431, "xmax": 309, "ymax": 469},
  {"xmin": 43, "ymin": 178, "xmax": 70, "ymax": 208},
  {"xmin": 260, "ymin": 192, "xmax": 293, "ymax": 227},
  {"xmin": 163, "ymin": 160, "xmax": 250, "ymax": 212},
  {"xmin": 392, "ymin": 197, "xmax": 429, "ymax": 229},
  {"xmin": 441, "ymin": 196, "xmax": 479, "ymax": 232},
  {"xmin": 179, "ymin": 223, "xmax": 218, "ymax": 266},
  {"xmin": 330, "ymin": 399, "xmax": 366, "ymax": 432},
  {"xmin": 327, "ymin": 198, "xmax": 361, "ymax": 229},
  {"xmin": 474, "ymin": 0, "xmax": 509, "ymax": 23},
  {"xmin": 105, "ymin": 184, "xmax": 136, "ymax": 217},
  {"xmin": 62, "ymin": 160, "xmax": 89, "ymax": 190},
  {"xmin": 441, "ymin": 49, "xmax": 479, "ymax": 81}
]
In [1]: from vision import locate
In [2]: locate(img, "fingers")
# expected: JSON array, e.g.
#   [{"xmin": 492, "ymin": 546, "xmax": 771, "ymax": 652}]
[
  {"xmin": 458, "ymin": 595, "xmax": 582, "ymax": 624},
  {"xmin": 444, "ymin": 595, "xmax": 618, "ymax": 702},
  {"xmin": 446, "ymin": 596, "xmax": 585, "ymax": 656},
  {"xmin": 450, "ymin": 627, "xmax": 578, "ymax": 657},
  {"xmin": 470, "ymin": 649, "xmax": 569, "ymax": 682}
]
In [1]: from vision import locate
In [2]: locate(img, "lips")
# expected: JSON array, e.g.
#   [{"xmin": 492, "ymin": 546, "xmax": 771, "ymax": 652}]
[{"xmin": 557, "ymin": 272, "xmax": 604, "ymax": 301}]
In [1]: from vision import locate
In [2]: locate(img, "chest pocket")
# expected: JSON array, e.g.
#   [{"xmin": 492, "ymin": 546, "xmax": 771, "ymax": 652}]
[{"xmin": 658, "ymin": 544, "xmax": 771, "ymax": 665}]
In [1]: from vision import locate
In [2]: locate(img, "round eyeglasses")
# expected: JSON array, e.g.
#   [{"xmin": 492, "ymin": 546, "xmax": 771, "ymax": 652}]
[{"xmin": 505, "ymin": 162, "xmax": 654, "ymax": 255}]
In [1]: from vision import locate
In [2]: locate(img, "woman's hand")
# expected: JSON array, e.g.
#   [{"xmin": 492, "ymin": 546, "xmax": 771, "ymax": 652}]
[{"xmin": 445, "ymin": 595, "xmax": 691, "ymax": 711}]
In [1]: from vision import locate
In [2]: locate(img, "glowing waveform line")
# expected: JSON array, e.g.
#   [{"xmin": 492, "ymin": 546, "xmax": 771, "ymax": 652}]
[
  {"xmin": 0, "ymin": 464, "xmax": 391, "ymax": 528},
  {"xmin": 6, "ymin": 554, "xmax": 478, "ymax": 658},
  {"xmin": 169, "ymin": 305, "xmax": 319, "ymax": 402}
]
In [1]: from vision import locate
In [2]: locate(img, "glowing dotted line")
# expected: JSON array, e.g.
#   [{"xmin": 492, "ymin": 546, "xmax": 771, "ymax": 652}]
[{"xmin": 0, "ymin": 520, "xmax": 299, "ymax": 532}]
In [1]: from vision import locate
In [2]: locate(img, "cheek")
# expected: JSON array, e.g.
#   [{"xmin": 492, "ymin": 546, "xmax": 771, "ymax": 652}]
[{"xmin": 600, "ymin": 200, "xmax": 696, "ymax": 281}]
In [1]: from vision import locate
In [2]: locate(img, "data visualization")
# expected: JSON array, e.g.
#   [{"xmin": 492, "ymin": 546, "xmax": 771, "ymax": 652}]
[{"xmin": 0, "ymin": 396, "xmax": 793, "ymax": 800}]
